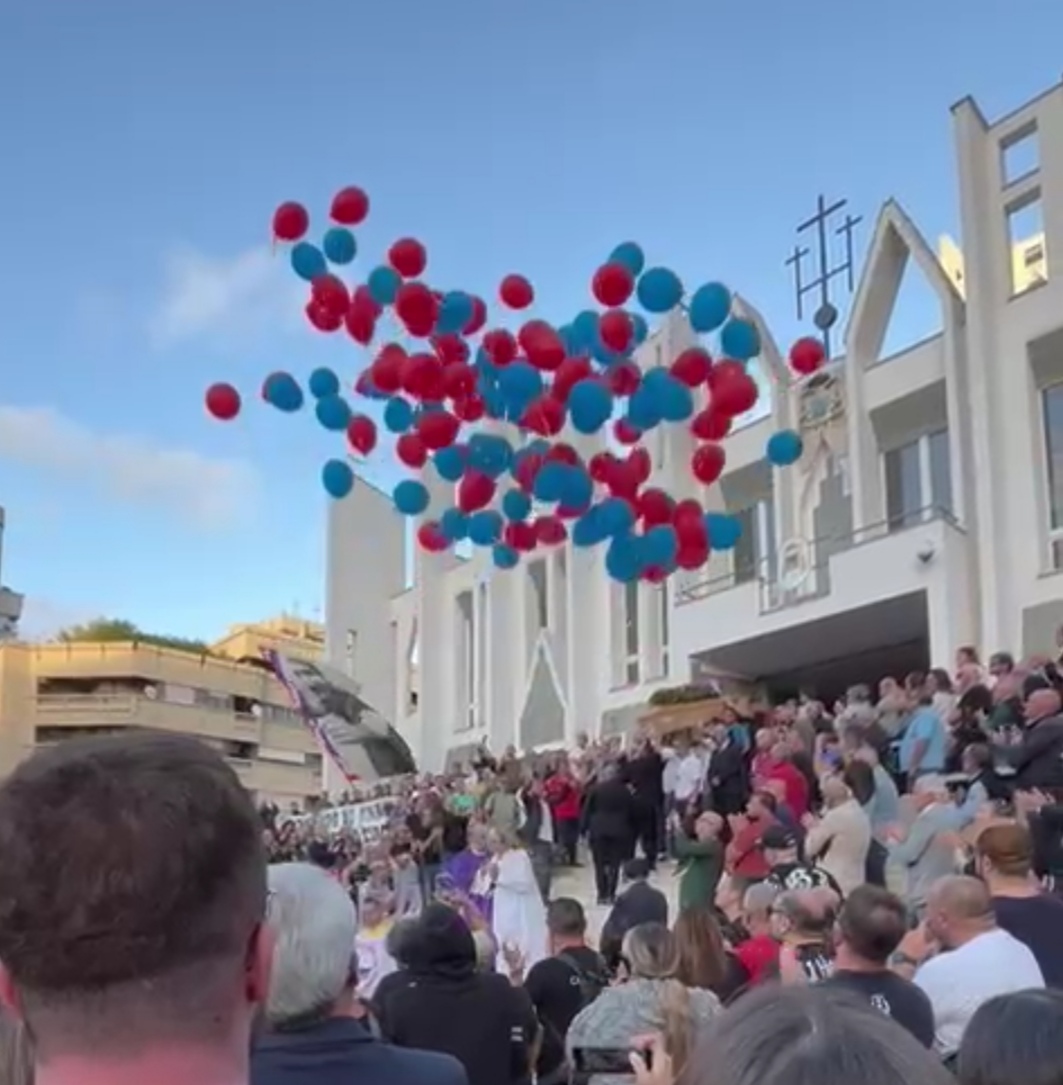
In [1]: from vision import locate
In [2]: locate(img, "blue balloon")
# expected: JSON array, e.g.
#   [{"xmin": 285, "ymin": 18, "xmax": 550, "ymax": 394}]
[
  {"xmin": 315, "ymin": 394, "xmax": 351, "ymax": 432},
  {"xmin": 308, "ymin": 367, "xmax": 340, "ymax": 399},
  {"xmin": 705, "ymin": 512, "xmax": 743, "ymax": 551},
  {"xmin": 637, "ymin": 267, "xmax": 683, "ymax": 313},
  {"xmin": 766, "ymin": 429, "xmax": 804, "ymax": 467},
  {"xmin": 498, "ymin": 361, "xmax": 543, "ymax": 410},
  {"xmin": 367, "ymin": 265, "xmax": 401, "ymax": 306},
  {"xmin": 439, "ymin": 507, "xmax": 469, "ymax": 542},
  {"xmin": 557, "ymin": 324, "xmax": 581, "ymax": 356},
  {"xmin": 720, "ymin": 318, "xmax": 761, "ymax": 361},
  {"xmin": 393, "ymin": 479, "xmax": 430, "ymax": 516},
  {"xmin": 321, "ymin": 459, "xmax": 354, "ymax": 499},
  {"xmin": 263, "ymin": 371, "xmax": 304, "ymax": 413},
  {"xmin": 558, "ymin": 465, "xmax": 593, "ymax": 510},
  {"xmin": 630, "ymin": 312, "xmax": 649, "ymax": 346},
  {"xmin": 644, "ymin": 524, "xmax": 679, "ymax": 567},
  {"xmin": 605, "ymin": 532, "xmax": 641, "ymax": 581},
  {"xmin": 598, "ymin": 497, "xmax": 636, "ymax": 537},
  {"xmin": 492, "ymin": 544, "xmax": 520, "ymax": 570},
  {"xmin": 436, "ymin": 291, "xmax": 474, "ymax": 335},
  {"xmin": 609, "ymin": 242, "xmax": 646, "ymax": 278},
  {"xmin": 502, "ymin": 488, "xmax": 532, "ymax": 521},
  {"xmin": 628, "ymin": 385, "xmax": 662, "ymax": 431},
  {"xmin": 569, "ymin": 379, "xmax": 614, "ymax": 435},
  {"xmin": 322, "ymin": 227, "xmax": 357, "ymax": 265},
  {"xmin": 433, "ymin": 445, "xmax": 467, "ymax": 482},
  {"xmin": 291, "ymin": 242, "xmax": 327, "ymax": 282},
  {"xmin": 572, "ymin": 310, "xmax": 600, "ymax": 352},
  {"xmin": 572, "ymin": 508, "xmax": 608, "ymax": 548},
  {"xmin": 467, "ymin": 433, "xmax": 513, "ymax": 478},
  {"xmin": 481, "ymin": 386, "xmax": 506, "ymax": 420},
  {"xmin": 533, "ymin": 461, "xmax": 570, "ymax": 504},
  {"xmin": 383, "ymin": 397, "xmax": 414, "ymax": 434},
  {"xmin": 468, "ymin": 510, "xmax": 503, "ymax": 546},
  {"xmin": 658, "ymin": 377, "xmax": 694, "ymax": 423},
  {"xmin": 689, "ymin": 282, "xmax": 732, "ymax": 333}
]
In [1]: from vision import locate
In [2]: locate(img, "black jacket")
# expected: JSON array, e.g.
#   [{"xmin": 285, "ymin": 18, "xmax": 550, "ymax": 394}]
[
  {"xmin": 252, "ymin": 1017, "xmax": 466, "ymax": 1085},
  {"xmin": 374, "ymin": 904, "xmax": 536, "ymax": 1085},
  {"xmin": 706, "ymin": 741, "xmax": 748, "ymax": 816},
  {"xmin": 1000, "ymin": 714, "xmax": 1063, "ymax": 791},
  {"xmin": 581, "ymin": 779, "xmax": 637, "ymax": 842},
  {"xmin": 599, "ymin": 881, "xmax": 670, "ymax": 966}
]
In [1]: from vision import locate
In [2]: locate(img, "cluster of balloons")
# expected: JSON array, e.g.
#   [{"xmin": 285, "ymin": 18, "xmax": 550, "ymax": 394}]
[{"xmin": 204, "ymin": 185, "xmax": 828, "ymax": 583}]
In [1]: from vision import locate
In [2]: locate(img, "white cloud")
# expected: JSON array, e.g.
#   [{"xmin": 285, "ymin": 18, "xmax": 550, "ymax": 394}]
[
  {"xmin": 0, "ymin": 405, "xmax": 260, "ymax": 530},
  {"xmin": 148, "ymin": 244, "xmax": 304, "ymax": 349}
]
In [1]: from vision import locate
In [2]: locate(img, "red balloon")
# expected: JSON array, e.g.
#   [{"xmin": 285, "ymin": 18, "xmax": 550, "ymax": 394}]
[
  {"xmin": 545, "ymin": 442, "xmax": 580, "ymax": 467},
  {"xmin": 519, "ymin": 320, "xmax": 565, "ymax": 371},
  {"xmin": 499, "ymin": 274, "xmax": 534, "ymax": 310},
  {"xmin": 598, "ymin": 309, "xmax": 633, "ymax": 354},
  {"xmin": 523, "ymin": 395, "xmax": 565, "ymax": 437},
  {"xmin": 637, "ymin": 488, "xmax": 675, "ymax": 527},
  {"xmin": 673, "ymin": 498, "xmax": 705, "ymax": 530},
  {"xmin": 592, "ymin": 262, "xmax": 635, "ymax": 307},
  {"xmin": 676, "ymin": 542, "xmax": 709, "ymax": 570},
  {"xmin": 691, "ymin": 406, "xmax": 732, "ymax": 441},
  {"xmin": 432, "ymin": 333, "xmax": 468, "ymax": 366},
  {"xmin": 402, "ymin": 353, "xmax": 445, "ymax": 401},
  {"xmin": 643, "ymin": 565, "xmax": 669, "ymax": 584},
  {"xmin": 395, "ymin": 282, "xmax": 438, "ymax": 338},
  {"xmin": 534, "ymin": 515, "xmax": 568, "ymax": 545},
  {"xmin": 312, "ymin": 274, "xmax": 350, "ymax": 316},
  {"xmin": 343, "ymin": 303, "xmax": 375, "ymax": 345},
  {"xmin": 551, "ymin": 356, "xmax": 593, "ymax": 402},
  {"xmin": 606, "ymin": 461, "xmax": 640, "ymax": 501},
  {"xmin": 453, "ymin": 394, "xmax": 486, "ymax": 423},
  {"xmin": 505, "ymin": 521, "xmax": 538, "ymax": 552},
  {"xmin": 330, "ymin": 186, "xmax": 370, "ymax": 226},
  {"xmin": 483, "ymin": 328, "xmax": 518, "ymax": 367},
  {"xmin": 672, "ymin": 347, "xmax": 712, "ymax": 388},
  {"xmin": 514, "ymin": 452, "xmax": 543, "ymax": 493},
  {"xmin": 351, "ymin": 284, "xmax": 382, "ymax": 320},
  {"xmin": 692, "ymin": 442, "xmax": 727, "ymax": 484},
  {"xmin": 396, "ymin": 433, "xmax": 428, "ymax": 469},
  {"xmin": 417, "ymin": 409, "xmax": 460, "ymax": 450},
  {"xmin": 607, "ymin": 362, "xmax": 641, "ymax": 397},
  {"xmin": 458, "ymin": 471, "xmax": 495, "ymax": 513},
  {"xmin": 589, "ymin": 451, "xmax": 617, "ymax": 483},
  {"xmin": 389, "ymin": 238, "xmax": 427, "ymax": 278},
  {"xmin": 712, "ymin": 367, "xmax": 759, "ymax": 417},
  {"xmin": 613, "ymin": 418, "xmax": 642, "ymax": 445},
  {"xmin": 346, "ymin": 414, "xmax": 378, "ymax": 455},
  {"xmin": 417, "ymin": 521, "xmax": 449, "ymax": 553},
  {"xmin": 464, "ymin": 295, "xmax": 488, "ymax": 336},
  {"xmin": 628, "ymin": 447, "xmax": 652, "ymax": 484},
  {"xmin": 370, "ymin": 344, "xmax": 407, "ymax": 394},
  {"xmin": 272, "ymin": 201, "xmax": 309, "ymax": 242},
  {"xmin": 790, "ymin": 335, "xmax": 826, "ymax": 375},
  {"xmin": 306, "ymin": 300, "xmax": 343, "ymax": 333},
  {"xmin": 205, "ymin": 382, "xmax": 241, "ymax": 421},
  {"xmin": 442, "ymin": 362, "xmax": 477, "ymax": 400}
]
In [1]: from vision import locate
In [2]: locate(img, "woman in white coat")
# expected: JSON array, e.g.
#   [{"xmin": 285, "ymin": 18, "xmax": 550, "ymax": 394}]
[
  {"xmin": 482, "ymin": 825, "xmax": 549, "ymax": 971},
  {"xmin": 803, "ymin": 775, "xmax": 871, "ymax": 896}
]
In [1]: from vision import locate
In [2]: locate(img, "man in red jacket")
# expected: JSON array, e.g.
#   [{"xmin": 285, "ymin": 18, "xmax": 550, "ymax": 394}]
[{"xmin": 544, "ymin": 765, "xmax": 582, "ymax": 866}]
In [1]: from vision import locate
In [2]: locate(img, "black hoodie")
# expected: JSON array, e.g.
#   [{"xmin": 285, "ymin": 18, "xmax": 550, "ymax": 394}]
[{"xmin": 374, "ymin": 904, "xmax": 537, "ymax": 1085}]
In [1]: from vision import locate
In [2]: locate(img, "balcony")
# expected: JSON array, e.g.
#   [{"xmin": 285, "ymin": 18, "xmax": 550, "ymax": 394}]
[{"xmin": 671, "ymin": 506, "xmax": 970, "ymax": 659}]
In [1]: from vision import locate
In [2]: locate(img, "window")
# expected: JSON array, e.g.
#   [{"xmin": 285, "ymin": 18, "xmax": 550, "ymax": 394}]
[
  {"xmin": 455, "ymin": 591, "xmax": 474, "ymax": 731},
  {"xmin": 528, "ymin": 561, "xmax": 548, "ymax": 630},
  {"xmin": 1041, "ymin": 385, "xmax": 1063, "ymax": 570},
  {"xmin": 1001, "ymin": 123, "xmax": 1039, "ymax": 187},
  {"xmin": 624, "ymin": 580, "xmax": 640, "ymax": 685},
  {"xmin": 475, "ymin": 583, "xmax": 488, "ymax": 727},
  {"xmin": 344, "ymin": 630, "xmax": 357, "ymax": 678},
  {"xmin": 658, "ymin": 583, "xmax": 670, "ymax": 677},
  {"xmin": 733, "ymin": 499, "xmax": 775, "ymax": 584},
  {"xmin": 884, "ymin": 430, "xmax": 952, "ymax": 531},
  {"xmin": 1006, "ymin": 193, "xmax": 1047, "ymax": 295}
]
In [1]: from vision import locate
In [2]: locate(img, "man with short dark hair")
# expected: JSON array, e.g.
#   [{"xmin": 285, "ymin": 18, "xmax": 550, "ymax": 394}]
[
  {"xmin": 762, "ymin": 825, "xmax": 841, "ymax": 894},
  {"xmin": 826, "ymin": 885, "xmax": 935, "ymax": 1046},
  {"xmin": 0, "ymin": 733, "xmax": 272, "ymax": 1085},
  {"xmin": 599, "ymin": 859, "xmax": 669, "ymax": 970},
  {"xmin": 522, "ymin": 899, "xmax": 609, "ymax": 1085}
]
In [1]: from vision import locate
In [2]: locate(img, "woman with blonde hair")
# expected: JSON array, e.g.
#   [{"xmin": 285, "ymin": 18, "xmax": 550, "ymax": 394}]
[{"xmin": 566, "ymin": 922, "xmax": 719, "ymax": 1085}]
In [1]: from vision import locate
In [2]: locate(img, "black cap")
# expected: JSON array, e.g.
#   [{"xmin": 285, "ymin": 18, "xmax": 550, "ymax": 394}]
[{"xmin": 761, "ymin": 825, "xmax": 799, "ymax": 851}]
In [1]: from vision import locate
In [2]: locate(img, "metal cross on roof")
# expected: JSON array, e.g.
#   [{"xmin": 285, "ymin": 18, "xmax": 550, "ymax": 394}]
[{"xmin": 785, "ymin": 195, "xmax": 862, "ymax": 360}]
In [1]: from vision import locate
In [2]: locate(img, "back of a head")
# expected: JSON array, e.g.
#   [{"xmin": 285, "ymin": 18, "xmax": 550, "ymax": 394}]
[
  {"xmin": 0, "ymin": 734, "xmax": 266, "ymax": 1056},
  {"xmin": 266, "ymin": 863, "xmax": 357, "ymax": 1027},
  {"xmin": 930, "ymin": 875, "xmax": 994, "ymax": 923},
  {"xmin": 547, "ymin": 897, "xmax": 587, "ymax": 940},
  {"xmin": 958, "ymin": 988, "xmax": 1063, "ymax": 1085},
  {"xmin": 838, "ymin": 886, "xmax": 908, "ymax": 965},
  {"xmin": 691, "ymin": 985, "xmax": 953, "ymax": 1085},
  {"xmin": 625, "ymin": 857, "xmax": 652, "ymax": 881},
  {"xmin": 976, "ymin": 823, "xmax": 1034, "ymax": 879},
  {"xmin": 623, "ymin": 922, "xmax": 678, "ymax": 979}
]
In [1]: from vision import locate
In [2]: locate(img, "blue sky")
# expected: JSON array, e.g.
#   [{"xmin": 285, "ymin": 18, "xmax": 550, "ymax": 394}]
[{"xmin": 0, "ymin": 0, "xmax": 1059, "ymax": 641}]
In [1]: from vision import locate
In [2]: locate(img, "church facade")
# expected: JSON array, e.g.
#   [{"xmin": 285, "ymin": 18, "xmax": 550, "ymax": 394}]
[{"xmin": 326, "ymin": 79, "xmax": 1063, "ymax": 772}]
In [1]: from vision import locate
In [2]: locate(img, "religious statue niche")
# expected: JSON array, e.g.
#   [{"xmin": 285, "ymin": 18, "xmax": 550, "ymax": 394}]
[{"xmin": 798, "ymin": 371, "xmax": 844, "ymax": 432}]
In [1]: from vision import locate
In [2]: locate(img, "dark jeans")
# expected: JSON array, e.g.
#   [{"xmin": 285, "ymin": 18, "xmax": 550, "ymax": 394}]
[
  {"xmin": 635, "ymin": 803, "xmax": 660, "ymax": 869},
  {"xmin": 529, "ymin": 840, "xmax": 553, "ymax": 902},
  {"xmin": 590, "ymin": 836, "xmax": 627, "ymax": 902},
  {"xmin": 557, "ymin": 818, "xmax": 580, "ymax": 865}
]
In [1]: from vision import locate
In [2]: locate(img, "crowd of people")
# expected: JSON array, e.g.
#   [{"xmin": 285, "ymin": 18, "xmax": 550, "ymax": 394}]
[{"xmin": 2, "ymin": 642, "xmax": 1063, "ymax": 1085}]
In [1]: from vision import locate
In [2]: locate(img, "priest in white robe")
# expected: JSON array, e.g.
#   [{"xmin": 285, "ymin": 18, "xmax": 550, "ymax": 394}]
[{"xmin": 484, "ymin": 826, "xmax": 549, "ymax": 972}]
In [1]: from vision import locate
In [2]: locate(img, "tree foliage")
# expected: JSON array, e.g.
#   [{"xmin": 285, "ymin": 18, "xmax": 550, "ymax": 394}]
[{"xmin": 56, "ymin": 618, "xmax": 211, "ymax": 655}]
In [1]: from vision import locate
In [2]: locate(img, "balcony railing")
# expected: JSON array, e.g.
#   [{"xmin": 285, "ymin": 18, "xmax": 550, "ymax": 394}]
[
  {"xmin": 674, "ymin": 505, "xmax": 962, "ymax": 611},
  {"xmin": 33, "ymin": 693, "xmax": 261, "ymax": 737}
]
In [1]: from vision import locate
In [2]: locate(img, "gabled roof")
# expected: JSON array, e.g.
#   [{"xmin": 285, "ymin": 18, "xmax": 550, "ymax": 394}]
[{"xmin": 845, "ymin": 199, "xmax": 965, "ymax": 361}]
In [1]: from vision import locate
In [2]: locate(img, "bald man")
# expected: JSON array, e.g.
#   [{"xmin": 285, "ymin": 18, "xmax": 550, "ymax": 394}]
[
  {"xmin": 997, "ymin": 687, "xmax": 1063, "ymax": 791},
  {"xmin": 911, "ymin": 875, "xmax": 1043, "ymax": 1059}
]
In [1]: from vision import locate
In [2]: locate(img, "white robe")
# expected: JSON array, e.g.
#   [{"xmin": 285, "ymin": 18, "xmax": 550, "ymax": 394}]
[{"xmin": 491, "ymin": 848, "xmax": 549, "ymax": 971}]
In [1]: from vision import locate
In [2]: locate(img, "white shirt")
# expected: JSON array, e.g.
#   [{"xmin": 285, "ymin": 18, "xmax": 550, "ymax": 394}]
[
  {"xmin": 661, "ymin": 748, "xmax": 680, "ymax": 796},
  {"xmin": 674, "ymin": 752, "xmax": 705, "ymax": 802},
  {"xmin": 914, "ymin": 927, "xmax": 1045, "ymax": 1056}
]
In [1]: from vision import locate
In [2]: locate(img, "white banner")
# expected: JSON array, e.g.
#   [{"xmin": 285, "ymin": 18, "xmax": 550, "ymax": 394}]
[{"xmin": 290, "ymin": 797, "xmax": 400, "ymax": 842}]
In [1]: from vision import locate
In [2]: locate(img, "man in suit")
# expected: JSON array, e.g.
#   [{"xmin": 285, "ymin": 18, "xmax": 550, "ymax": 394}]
[
  {"xmin": 706, "ymin": 722, "xmax": 750, "ymax": 818},
  {"xmin": 580, "ymin": 763, "xmax": 637, "ymax": 905},
  {"xmin": 598, "ymin": 858, "xmax": 669, "ymax": 971}
]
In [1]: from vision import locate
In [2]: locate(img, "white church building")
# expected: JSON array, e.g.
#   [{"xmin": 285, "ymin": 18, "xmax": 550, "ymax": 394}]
[{"xmin": 326, "ymin": 78, "xmax": 1063, "ymax": 772}]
